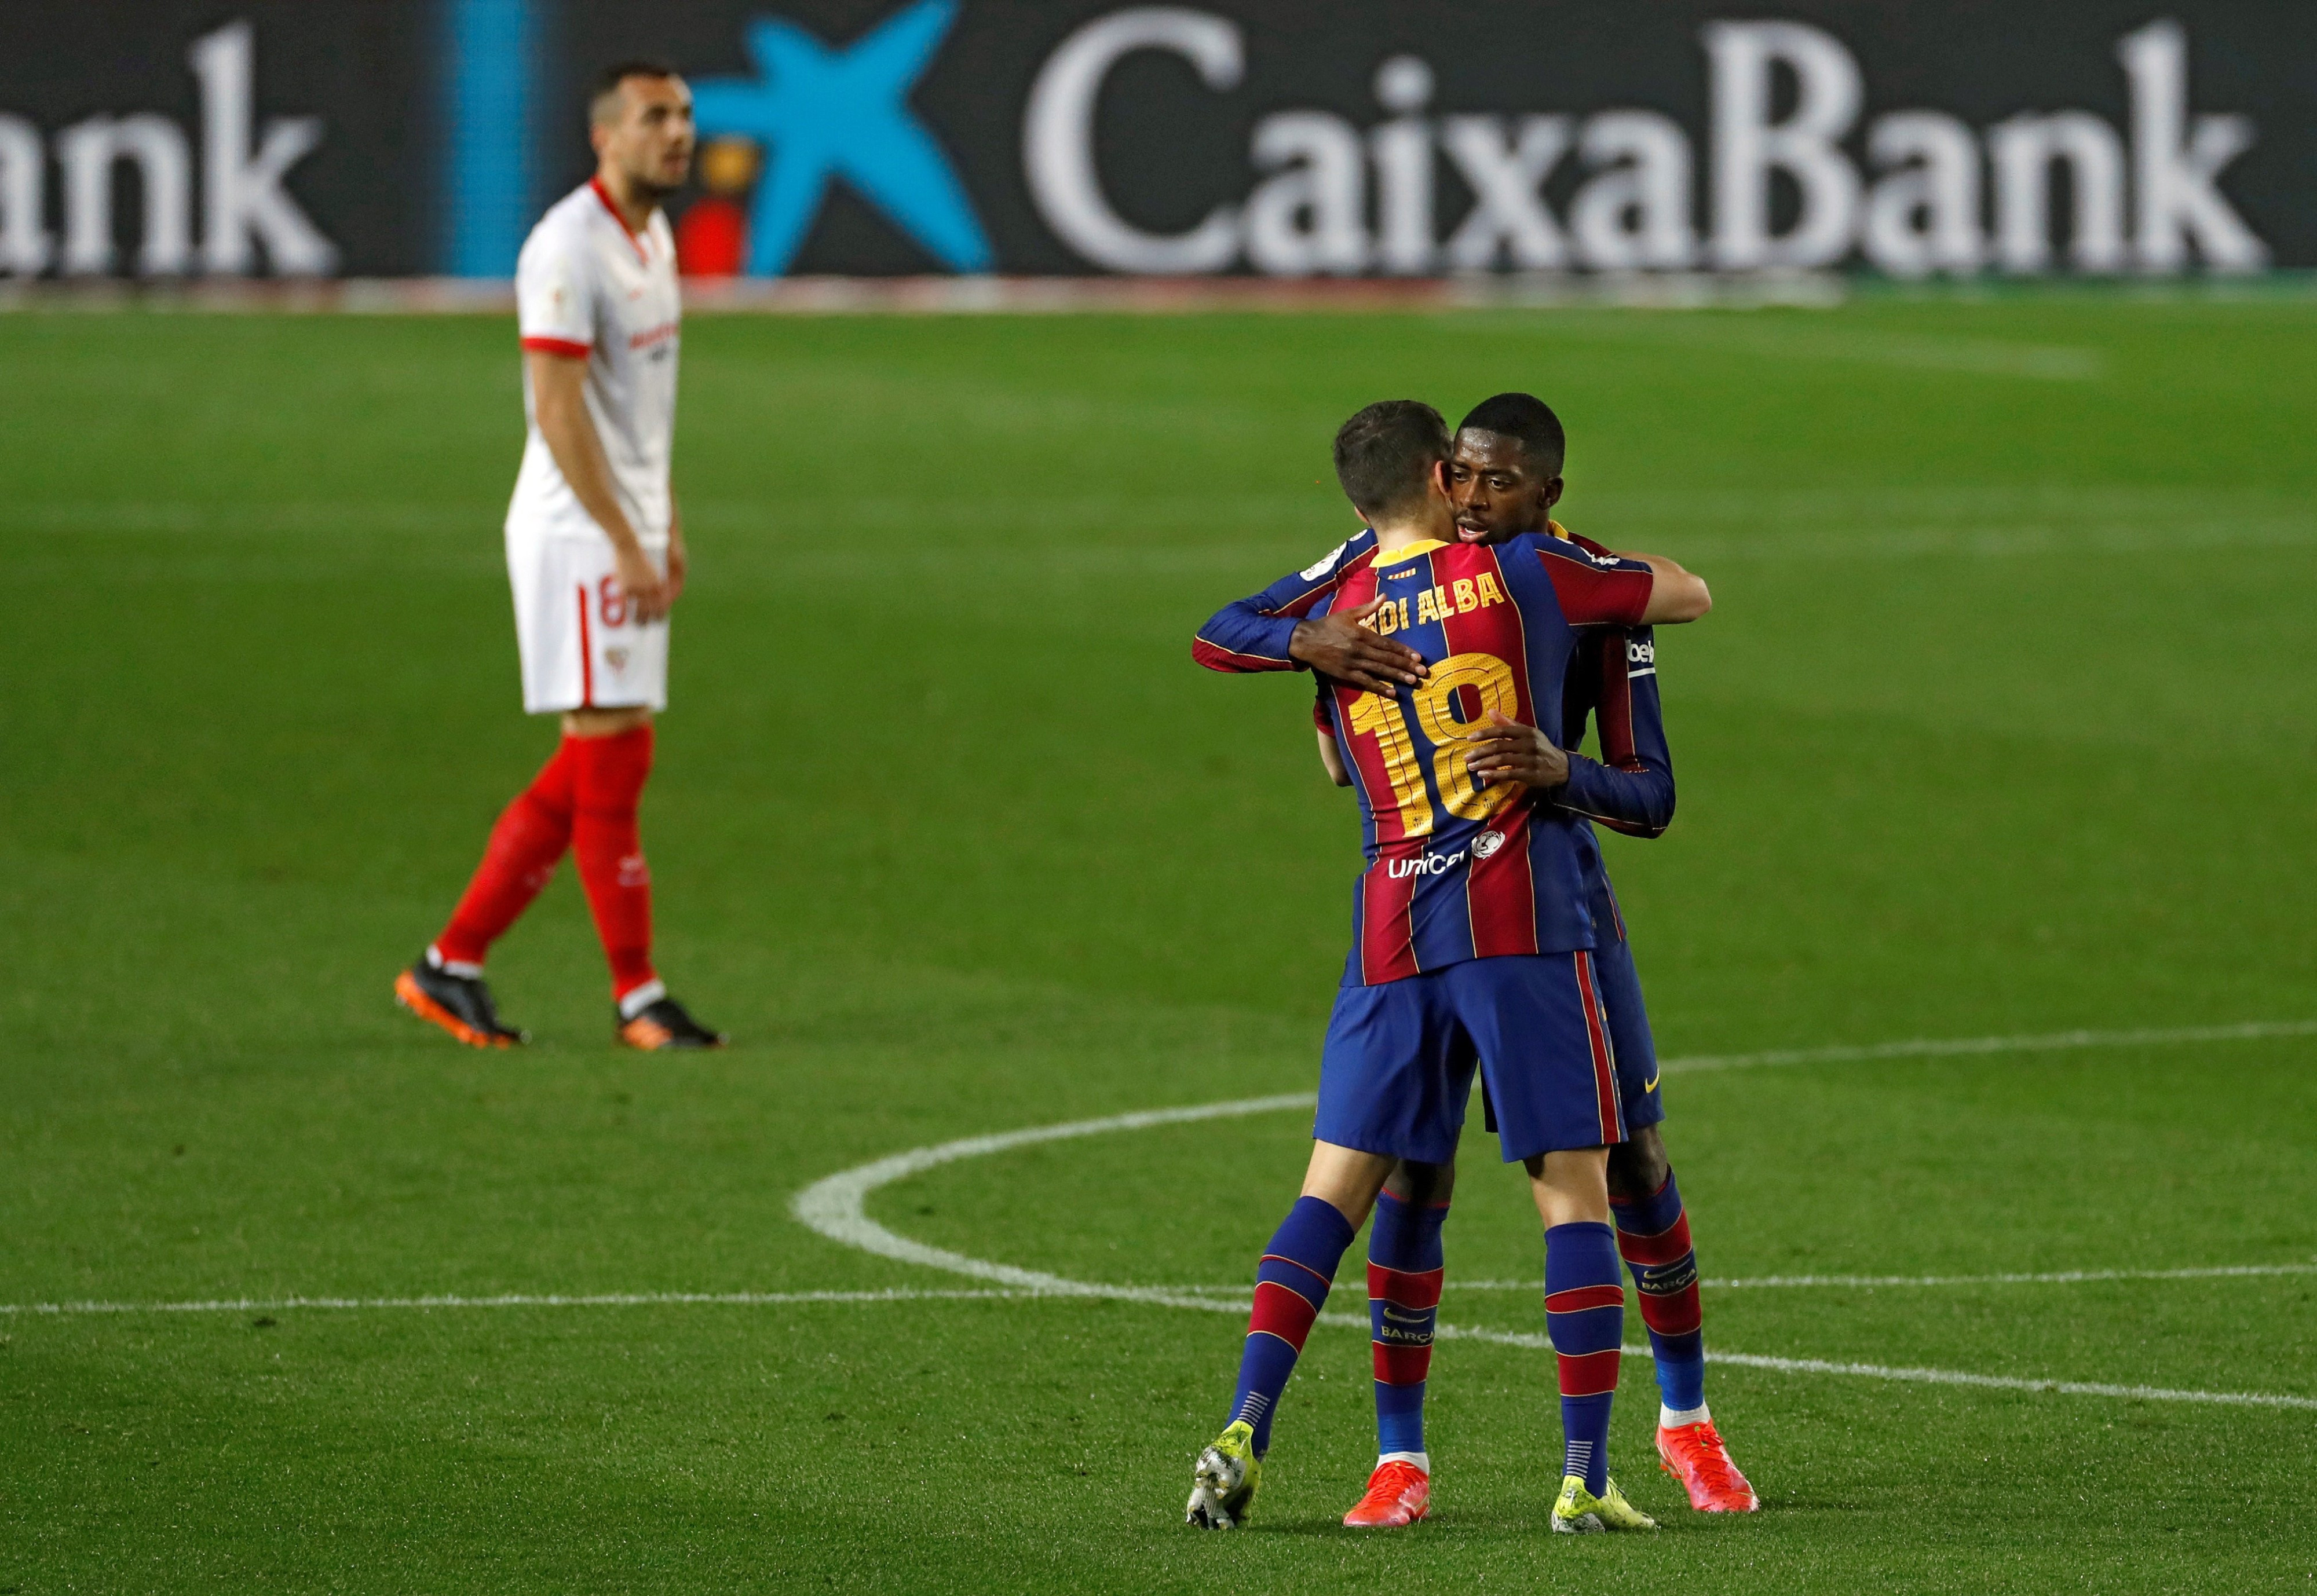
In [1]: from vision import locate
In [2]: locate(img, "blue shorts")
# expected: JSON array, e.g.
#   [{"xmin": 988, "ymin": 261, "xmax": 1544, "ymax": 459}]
[
  {"xmin": 1592, "ymin": 932, "xmax": 1665, "ymax": 1130},
  {"xmin": 1314, "ymin": 952, "xmax": 1627, "ymax": 1165},
  {"xmin": 1482, "ymin": 934, "xmax": 1664, "ymax": 1137}
]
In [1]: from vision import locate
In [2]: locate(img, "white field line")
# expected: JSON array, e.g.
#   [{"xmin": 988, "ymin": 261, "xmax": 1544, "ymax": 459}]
[
  {"xmin": 787, "ymin": 1092, "xmax": 1319, "ymax": 1312},
  {"xmin": 0, "ymin": 1288, "xmax": 1035, "ymax": 1317},
  {"xmin": 16, "ymin": 1258, "xmax": 2315, "ymax": 1318},
  {"xmin": 1660, "ymin": 1019, "xmax": 2317, "ymax": 1076},
  {"xmin": 1660, "ymin": 1353, "xmax": 2317, "ymax": 1411},
  {"xmin": 15, "ymin": 1284, "xmax": 2308, "ymax": 1414},
  {"xmin": 1435, "ymin": 1262, "xmax": 2317, "ymax": 1291}
]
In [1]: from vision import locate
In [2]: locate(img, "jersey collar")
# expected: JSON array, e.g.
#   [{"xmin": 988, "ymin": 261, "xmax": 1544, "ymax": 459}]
[
  {"xmin": 1372, "ymin": 524, "xmax": 1564, "ymax": 565},
  {"xmin": 589, "ymin": 176, "xmax": 652, "ymax": 263},
  {"xmin": 1372, "ymin": 537, "xmax": 1450, "ymax": 567}
]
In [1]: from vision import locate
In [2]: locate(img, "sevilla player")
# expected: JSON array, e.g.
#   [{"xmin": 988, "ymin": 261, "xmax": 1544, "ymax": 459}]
[{"xmin": 395, "ymin": 61, "xmax": 724, "ymax": 1052}]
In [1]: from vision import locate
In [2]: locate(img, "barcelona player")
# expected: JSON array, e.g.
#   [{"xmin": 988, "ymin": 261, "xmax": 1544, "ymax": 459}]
[
  {"xmin": 1304, "ymin": 397, "xmax": 1754, "ymax": 1522},
  {"xmin": 1182, "ymin": 401, "xmax": 1710, "ymax": 1534},
  {"xmin": 1442, "ymin": 396, "xmax": 1757, "ymax": 1513},
  {"xmin": 1202, "ymin": 394, "xmax": 1753, "ymax": 1526}
]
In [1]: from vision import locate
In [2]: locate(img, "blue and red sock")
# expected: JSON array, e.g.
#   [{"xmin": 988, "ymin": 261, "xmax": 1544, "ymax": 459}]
[
  {"xmin": 1609, "ymin": 1171, "xmax": 1706, "ymax": 1419},
  {"xmin": 1366, "ymin": 1191, "xmax": 1448, "ymax": 1462},
  {"xmin": 1544, "ymin": 1221, "xmax": 1624, "ymax": 1495},
  {"xmin": 1230, "ymin": 1195, "xmax": 1355, "ymax": 1456}
]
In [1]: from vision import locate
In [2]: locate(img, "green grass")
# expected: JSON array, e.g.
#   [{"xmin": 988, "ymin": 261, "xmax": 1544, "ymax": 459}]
[{"xmin": 3, "ymin": 296, "xmax": 2315, "ymax": 1594}]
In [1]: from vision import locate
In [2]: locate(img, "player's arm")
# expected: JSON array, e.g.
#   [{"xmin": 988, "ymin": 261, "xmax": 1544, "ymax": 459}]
[
  {"xmin": 1193, "ymin": 550, "xmax": 1344, "ymax": 673},
  {"xmin": 1540, "ymin": 540, "xmax": 1709, "ymax": 629},
  {"xmin": 1559, "ymin": 628, "xmax": 1675, "ymax": 838},
  {"xmin": 527, "ymin": 349, "xmax": 670, "ymax": 623},
  {"xmin": 1193, "ymin": 533, "xmax": 1427, "ymax": 690},
  {"xmin": 665, "ymin": 488, "xmax": 688, "ymax": 603},
  {"xmin": 1562, "ymin": 533, "xmax": 1709, "ymax": 627},
  {"xmin": 1635, "ymin": 554, "xmax": 1711, "ymax": 625}
]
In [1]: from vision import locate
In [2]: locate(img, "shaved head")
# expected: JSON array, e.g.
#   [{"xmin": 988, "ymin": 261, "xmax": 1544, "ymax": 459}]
[
  {"xmin": 590, "ymin": 58, "xmax": 678, "ymax": 127},
  {"xmin": 1456, "ymin": 391, "xmax": 1566, "ymax": 477},
  {"xmin": 587, "ymin": 60, "xmax": 694, "ymax": 202}
]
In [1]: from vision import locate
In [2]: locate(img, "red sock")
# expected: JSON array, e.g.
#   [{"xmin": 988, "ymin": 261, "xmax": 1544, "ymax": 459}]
[
  {"xmin": 434, "ymin": 739, "xmax": 577, "ymax": 969},
  {"xmin": 569, "ymin": 724, "xmax": 657, "ymax": 1006}
]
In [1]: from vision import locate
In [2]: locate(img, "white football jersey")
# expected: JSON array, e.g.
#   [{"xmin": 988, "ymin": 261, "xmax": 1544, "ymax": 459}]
[{"xmin": 508, "ymin": 178, "xmax": 681, "ymax": 548}]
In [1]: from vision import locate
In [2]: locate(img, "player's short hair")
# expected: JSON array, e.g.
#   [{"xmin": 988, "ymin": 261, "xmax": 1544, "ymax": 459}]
[
  {"xmin": 1333, "ymin": 400, "xmax": 1450, "ymax": 521},
  {"xmin": 590, "ymin": 58, "xmax": 679, "ymax": 126},
  {"xmin": 1457, "ymin": 391, "xmax": 1566, "ymax": 476}
]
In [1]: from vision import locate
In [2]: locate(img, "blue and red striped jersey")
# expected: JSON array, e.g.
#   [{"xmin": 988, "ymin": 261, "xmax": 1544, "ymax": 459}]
[
  {"xmin": 1560, "ymin": 622, "xmax": 1677, "ymax": 950},
  {"xmin": 1213, "ymin": 525, "xmax": 1679, "ymax": 957},
  {"xmin": 1561, "ymin": 624, "xmax": 1675, "ymax": 841},
  {"xmin": 1555, "ymin": 530, "xmax": 1680, "ymax": 948},
  {"xmin": 1197, "ymin": 529, "xmax": 1655, "ymax": 985}
]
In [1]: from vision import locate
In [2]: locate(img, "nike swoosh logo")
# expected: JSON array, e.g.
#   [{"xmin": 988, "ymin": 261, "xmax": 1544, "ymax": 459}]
[{"xmin": 1643, "ymin": 1074, "xmax": 1660, "ymax": 1093}]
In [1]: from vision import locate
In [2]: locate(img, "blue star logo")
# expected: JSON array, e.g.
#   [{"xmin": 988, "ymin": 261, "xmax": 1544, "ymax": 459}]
[{"xmin": 691, "ymin": 0, "xmax": 992, "ymax": 276}]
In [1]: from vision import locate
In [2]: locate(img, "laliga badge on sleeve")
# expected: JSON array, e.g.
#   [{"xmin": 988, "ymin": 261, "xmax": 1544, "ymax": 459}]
[{"xmin": 1300, "ymin": 540, "xmax": 1350, "ymax": 581}]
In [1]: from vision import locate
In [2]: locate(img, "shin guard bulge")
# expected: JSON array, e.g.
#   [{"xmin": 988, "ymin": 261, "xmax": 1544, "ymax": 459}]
[
  {"xmin": 1610, "ymin": 1171, "xmax": 1706, "ymax": 1416},
  {"xmin": 1366, "ymin": 1191, "xmax": 1448, "ymax": 1460},
  {"xmin": 435, "ymin": 738, "xmax": 578, "ymax": 968},
  {"xmin": 570, "ymin": 724, "xmax": 657, "ymax": 1003},
  {"xmin": 1544, "ymin": 1221, "xmax": 1625, "ymax": 1496},
  {"xmin": 1231, "ymin": 1195, "xmax": 1355, "ymax": 1457}
]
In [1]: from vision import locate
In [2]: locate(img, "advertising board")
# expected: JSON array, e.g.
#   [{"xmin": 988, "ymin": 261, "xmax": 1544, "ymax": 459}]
[{"xmin": 1, "ymin": 1, "xmax": 2308, "ymax": 281}]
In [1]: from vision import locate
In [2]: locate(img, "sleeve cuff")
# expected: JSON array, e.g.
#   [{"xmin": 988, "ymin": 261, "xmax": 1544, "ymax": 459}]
[
  {"xmin": 520, "ymin": 336, "xmax": 591, "ymax": 358},
  {"xmin": 1190, "ymin": 613, "xmax": 1304, "ymax": 672},
  {"xmin": 1557, "ymin": 753, "xmax": 1606, "ymax": 811},
  {"xmin": 1251, "ymin": 615, "xmax": 1304, "ymax": 667}
]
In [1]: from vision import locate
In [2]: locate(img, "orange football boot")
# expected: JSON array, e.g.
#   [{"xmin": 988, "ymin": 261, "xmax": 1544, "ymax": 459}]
[
  {"xmin": 1342, "ymin": 1458, "xmax": 1431, "ymax": 1528},
  {"xmin": 394, "ymin": 958, "xmax": 525, "ymax": 1048},
  {"xmin": 615, "ymin": 993, "xmax": 727, "ymax": 1050},
  {"xmin": 1656, "ymin": 1419, "xmax": 1759, "ymax": 1512}
]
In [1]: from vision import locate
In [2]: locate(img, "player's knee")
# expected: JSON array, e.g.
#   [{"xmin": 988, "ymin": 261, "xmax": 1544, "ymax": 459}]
[
  {"xmin": 1606, "ymin": 1126, "xmax": 1670, "ymax": 1199},
  {"xmin": 564, "ymin": 705, "xmax": 653, "ymax": 738},
  {"xmin": 1387, "ymin": 1157, "xmax": 1456, "ymax": 1207}
]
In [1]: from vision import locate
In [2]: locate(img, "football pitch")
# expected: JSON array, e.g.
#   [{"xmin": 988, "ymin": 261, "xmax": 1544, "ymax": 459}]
[{"xmin": 3, "ymin": 292, "xmax": 2314, "ymax": 1593}]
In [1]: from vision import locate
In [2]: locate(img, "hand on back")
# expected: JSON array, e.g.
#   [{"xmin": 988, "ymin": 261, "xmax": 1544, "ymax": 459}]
[
  {"xmin": 1463, "ymin": 711, "xmax": 1569, "ymax": 790},
  {"xmin": 1291, "ymin": 600, "xmax": 1430, "ymax": 693}
]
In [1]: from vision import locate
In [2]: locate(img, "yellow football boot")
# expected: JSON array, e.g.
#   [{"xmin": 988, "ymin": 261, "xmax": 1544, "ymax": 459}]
[
  {"xmin": 1551, "ymin": 1473, "xmax": 1658, "ymax": 1533},
  {"xmin": 1186, "ymin": 1420, "xmax": 1262, "ymax": 1529}
]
